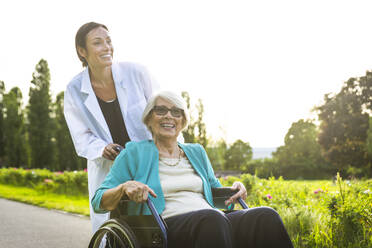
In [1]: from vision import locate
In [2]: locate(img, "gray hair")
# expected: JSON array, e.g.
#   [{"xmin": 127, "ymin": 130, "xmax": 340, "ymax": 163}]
[{"xmin": 142, "ymin": 91, "xmax": 190, "ymax": 134}]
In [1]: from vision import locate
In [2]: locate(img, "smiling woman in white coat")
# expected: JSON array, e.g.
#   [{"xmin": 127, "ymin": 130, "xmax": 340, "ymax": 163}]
[{"xmin": 63, "ymin": 22, "xmax": 158, "ymax": 233}]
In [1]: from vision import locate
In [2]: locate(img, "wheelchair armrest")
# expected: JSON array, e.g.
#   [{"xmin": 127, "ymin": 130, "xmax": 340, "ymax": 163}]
[
  {"xmin": 212, "ymin": 187, "xmax": 248, "ymax": 209},
  {"xmin": 212, "ymin": 187, "xmax": 237, "ymax": 209},
  {"xmin": 212, "ymin": 187, "xmax": 239, "ymax": 198}
]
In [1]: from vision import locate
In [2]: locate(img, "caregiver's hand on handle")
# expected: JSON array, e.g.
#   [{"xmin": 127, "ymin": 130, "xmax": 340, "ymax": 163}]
[
  {"xmin": 102, "ymin": 143, "xmax": 123, "ymax": 160},
  {"xmin": 225, "ymin": 181, "xmax": 247, "ymax": 206}
]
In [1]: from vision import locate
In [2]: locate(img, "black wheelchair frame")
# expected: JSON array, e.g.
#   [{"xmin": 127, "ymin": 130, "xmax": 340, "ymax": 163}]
[{"xmin": 88, "ymin": 187, "xmax": 248, "ymax": 248}]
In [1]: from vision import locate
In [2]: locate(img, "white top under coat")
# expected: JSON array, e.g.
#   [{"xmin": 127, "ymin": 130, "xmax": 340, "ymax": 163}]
[{"xmin": 159, "ymin": 157, "xmax": 213, "ymax": 219}]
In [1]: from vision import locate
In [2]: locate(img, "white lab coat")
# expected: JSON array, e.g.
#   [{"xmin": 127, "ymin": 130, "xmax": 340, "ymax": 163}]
[{"xmin": 64, "ymin": 62, "xmax": 157, "ymax": 233}]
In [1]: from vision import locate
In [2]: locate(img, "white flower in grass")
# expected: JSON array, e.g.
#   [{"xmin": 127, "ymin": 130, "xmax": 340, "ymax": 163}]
[{"xmin": 363, "ymin": 189, "xmax": 371, "ymax": 194}]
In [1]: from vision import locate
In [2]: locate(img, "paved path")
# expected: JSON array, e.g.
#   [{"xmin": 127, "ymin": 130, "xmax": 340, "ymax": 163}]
[{"xmin": 0, "ymin": 198, "xmax": 92, "ymax": 248}]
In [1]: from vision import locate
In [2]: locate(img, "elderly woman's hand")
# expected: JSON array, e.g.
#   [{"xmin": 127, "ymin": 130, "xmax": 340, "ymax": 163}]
[
  {"xmin": 225, "ymin": 181, "xmax": 247, "ymax": 206},
  {"xmin": 122, "ymin": 181, "xmax": 157, "ymax": 203}
]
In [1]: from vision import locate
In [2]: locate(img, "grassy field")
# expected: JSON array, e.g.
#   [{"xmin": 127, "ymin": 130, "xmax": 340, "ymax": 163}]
[
  {"xmin": 220, "ymin": 174, "xmax": 372, "ymax": 248},
  {"xmin": 0, "ymin": 168, "xmax": 371, "ymax": 247},
  {"xmin": 0, "ymin": 184, "xmax": 89, "ymax": 216}
]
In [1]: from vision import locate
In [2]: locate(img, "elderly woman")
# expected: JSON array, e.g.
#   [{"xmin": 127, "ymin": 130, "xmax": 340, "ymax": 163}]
[{"xmin": 92, "ymin": 91, "xmax": 293, "ymax": 248}]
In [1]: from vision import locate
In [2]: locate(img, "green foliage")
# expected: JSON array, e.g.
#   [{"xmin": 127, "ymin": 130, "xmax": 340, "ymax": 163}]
[
  {"xmin": 206, "ymin": 139, "xmax": 227, "ymax": 170},
  {"xmin": 196, "ymin": 99, "xmax": 208, "ymax": 147},
  {"xmin": 220, "ymin": 174, "xmax": 372, "ymax": 247},
  {"xmin": 244, "ymin": 157, "xmax": 280, "ymax": 178},
  {"xmin": 273, "ymin": 119, "xmax": 331, "ymax": 179},
  {"xmin": 316, "ymin": 78, "xmax": 369, "ymax": 176},
  {"xmin": 366, "ymin": 117, "xmax": 372, "ymax": 157},
  {"xmin": 0, "ymin": 184, "xmax": 89, "ymax": 216},
  {"xmin": 1, "ymin": 167, "xmax": 371, "ymax": 247},
  {"xmin": 0, "ymin": 81, "xmax": 5, "ymax": 160},
  {"xmin": 1, "ymin": 61, "xmax": 83, "ymax": 171},
  {"xmin": 365, "ymin": 117, "xmax": 372, "ymax": 177},
  {"xmin": 53, "ymin": 92, "xmax": 85, "ymax": 171},
  {"xmin": 2, "ymin": 60, "xmax": 372, "ymax": 179},
  {"xmin": 181, "ymin": 91, "xmax": 208, "ymax": 147},
  {"xmin": 181, "ymin": 91, "xmax": 197, "ymax": 143},
  {"xmin": 357, "ymin": 70, "xmax": 372, "ymax": 111},
  {"xmin": 0, "ymin": 167, "xmax": 88, "ymax": 195},
  {"xmin": 27, "ymin": 59, "xmax": 55, "ymax": 169},
  {"xmin": 224, "ymin": 139, "xmax": 252, "ymax": 170},
  {"xmin": 3, "ymin": 87, "xmax": 28, "ymax": 167},
  {"xmin": 323, "ymin": 173, "xmax": 372, "ymax": 247}
]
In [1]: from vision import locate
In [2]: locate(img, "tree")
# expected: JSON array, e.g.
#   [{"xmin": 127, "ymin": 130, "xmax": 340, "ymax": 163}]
[
  {"xmin": 3, "ymin": 87, "xmax": 28, "ymax": 167},
  {"xmin": 316, "ymin": 79, "xmax": 369, "ymax": 175},
  {"xmin": 206, "ymin": 139, "xmax": 227, "ymax": 171},
  {"xmin": 53, "ymin": 92, "xmax": 85, "ymax": 171},
  {"xmin": 181, "ymin": 91, "xmax": 197, "ymax": 143},
  {"xmin": 364, "ymin": 117, "xmax": 372, "ymax": 177},
  {"xmin": 196, "ymin": 99, "xmax": 208, "ymax": 148},
  {"xmin": 224, "ymin": 139, "xmax": 252, "ymax": 171},
  {"xmin": 27, "ymin": 59, "xmax": 55, "ymax": 169},
  {"xmin": 358, "ymin": 70, "xmax": 372, "ymax": 111},
  {"xmin": 181, "ymin": 91, "xmax": 208, "ymax": 147},
  {"xmin": 273, "ymin": 119, "xmax": 328, "ymax": 178},
  {"xmin": 366, "ymin": 117, "xmax": 372, "ymax": 157},
  {"xmin": 0, "ymin": 81, "xmax": 5, "ymax": 162}
]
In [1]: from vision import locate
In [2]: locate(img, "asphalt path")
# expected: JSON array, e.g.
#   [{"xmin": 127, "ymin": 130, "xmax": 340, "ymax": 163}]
[{"xmin": 0, "ymin": 198, "xmax": 92, "ymax": 248}]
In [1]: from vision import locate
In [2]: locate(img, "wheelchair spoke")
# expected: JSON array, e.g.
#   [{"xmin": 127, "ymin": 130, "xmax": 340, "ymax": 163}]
[{"xmin": 89, "ymin": 219, "xmax": 140, "ymax": 248}]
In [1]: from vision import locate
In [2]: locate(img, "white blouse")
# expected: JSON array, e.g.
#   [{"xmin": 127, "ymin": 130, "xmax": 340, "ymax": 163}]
[{"xmin": 158, "ymin": 157, "xmax": 213, "ymax": 219}]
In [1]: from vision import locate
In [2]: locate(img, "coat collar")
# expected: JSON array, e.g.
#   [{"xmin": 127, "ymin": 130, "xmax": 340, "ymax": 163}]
[
  {"xmin": 79, "ymin": 63, "xmax": 129, "ymax": 142},
  {"xmin": 80, "ymin": 64, "xmax": 127, "ymax": 93},
  {"xmin": 80, "ymin": 67, "xmax": 111, "ymax": 141},
  {"xmin": 112, "ymin": 63, "xmax": 128, "ymax": 117}
]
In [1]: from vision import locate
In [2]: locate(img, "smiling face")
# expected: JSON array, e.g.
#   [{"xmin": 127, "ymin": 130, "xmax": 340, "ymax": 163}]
[
  {"xmin": 148, "ymin": 97, "xmax": 185, "ymax": 142},
  {"xmin": 77, "ymin": 26, "xmax": 113, "ymax": 68}
]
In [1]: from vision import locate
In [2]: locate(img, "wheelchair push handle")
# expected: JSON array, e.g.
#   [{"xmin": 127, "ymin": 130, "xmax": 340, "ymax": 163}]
[
  {"xmin": 114, "ymin": 145, "xmax": 124, "ymax": 152},
  {"xmin": 211, "ymin": 187, "xmax": 239, "ymax": 197}
]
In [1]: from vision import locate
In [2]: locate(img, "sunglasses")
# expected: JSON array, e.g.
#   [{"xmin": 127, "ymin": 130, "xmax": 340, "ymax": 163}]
[{"xmin": 152, "ymin": 105, "xmax": 184, "ymax": 118}]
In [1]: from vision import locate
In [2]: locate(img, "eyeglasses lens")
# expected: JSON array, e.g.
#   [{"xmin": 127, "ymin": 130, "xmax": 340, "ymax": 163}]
[{"xmin": 153, "ymin": 106, "xmax": 183, "ymax": 117}]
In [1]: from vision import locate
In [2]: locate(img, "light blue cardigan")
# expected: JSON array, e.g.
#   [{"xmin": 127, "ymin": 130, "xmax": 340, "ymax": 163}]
[{"xmin": 91, "ymin": 140, "xmax": 222, "ymax": 215}]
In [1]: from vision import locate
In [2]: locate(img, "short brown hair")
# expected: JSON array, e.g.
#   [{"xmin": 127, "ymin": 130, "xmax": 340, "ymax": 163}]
[{"xmin": 75, "ymin": 22, "xmax": 108, "ymax": 67}]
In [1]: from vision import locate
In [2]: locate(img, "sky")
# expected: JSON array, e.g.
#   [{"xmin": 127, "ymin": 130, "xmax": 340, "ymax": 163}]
[{"xmin": 1, "ymin": 0, "xmax": 372, "ymax": 148}]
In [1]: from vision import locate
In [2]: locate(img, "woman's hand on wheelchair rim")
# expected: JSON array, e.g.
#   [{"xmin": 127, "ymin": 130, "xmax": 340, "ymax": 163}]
[
  {"xmin": 122, "ymin": 181, "xmax": 157, "ymax": 203},
  {"xmin": 225, "ymin": 181, "xmax": 247, "ymax": 206}
]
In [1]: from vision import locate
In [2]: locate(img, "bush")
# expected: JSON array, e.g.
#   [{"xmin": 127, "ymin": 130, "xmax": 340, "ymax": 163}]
[
  {"xmin": 1, "ymin": 168, "xmax": 371, "ymax": 247},
  {"xmin": 220, "ymin": 173, "xmax": 372, "ymax": 247},
  {"xmin": 0, "ymin": 167, "xmax": 88, "ymax": 195}
]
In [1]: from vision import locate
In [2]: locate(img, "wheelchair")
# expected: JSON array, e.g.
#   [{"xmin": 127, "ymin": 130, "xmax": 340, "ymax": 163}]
[{"xmin": 88, "ymin": 187, "xmax": 249, "ymax": 248}]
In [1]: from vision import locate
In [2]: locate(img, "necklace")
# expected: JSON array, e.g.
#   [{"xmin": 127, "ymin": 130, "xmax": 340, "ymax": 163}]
[{"xmin": 159, "ymin": 146, "xmax": 182, "ymax": 167}]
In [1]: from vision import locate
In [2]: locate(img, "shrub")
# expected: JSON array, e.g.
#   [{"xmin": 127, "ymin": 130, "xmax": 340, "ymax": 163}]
[{"xmin": 0, "ymin": 167, "xmax": 88, "ymax": 195}]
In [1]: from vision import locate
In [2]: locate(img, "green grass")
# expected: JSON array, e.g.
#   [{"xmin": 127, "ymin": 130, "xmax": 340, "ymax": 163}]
[
  {"xmin": 221, "ymin": 175, "xmax": 372, "ymax": 248},
  {"xmin": 0, "ymin": 184, "xmax": 90, "ymax": 216},
  {"xmin": 1, "ymin": 171, "xmax": 371, "ymax": 248}
]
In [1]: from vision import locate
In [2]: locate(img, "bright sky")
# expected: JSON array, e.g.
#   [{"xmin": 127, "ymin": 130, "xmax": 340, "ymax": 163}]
[{"xmin": 1, "ymin": 0, "xmax": 372, "ymax": 147}]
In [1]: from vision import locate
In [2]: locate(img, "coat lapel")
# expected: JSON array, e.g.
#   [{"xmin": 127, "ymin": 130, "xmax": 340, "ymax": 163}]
[
  {"xmin": 112, "ymin": 63, "xmax": 128, "ymax": 119},
  {"xmin": 80, "ymin": 68, "xmax": 112, "ymax": 142}
]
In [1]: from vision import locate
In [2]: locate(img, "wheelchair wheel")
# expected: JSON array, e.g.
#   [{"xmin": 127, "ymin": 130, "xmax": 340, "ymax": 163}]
[{"xmin": 89, "ymin": 219, "xmax": 140, "ymax": 248}]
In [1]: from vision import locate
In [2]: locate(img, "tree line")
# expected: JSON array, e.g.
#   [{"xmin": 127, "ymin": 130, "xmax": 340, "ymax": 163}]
[
  {"xmin": 0, "ymin": 59, "xmax": 85, "ymax": 171},
  {"xmin": 1, "ymin": 59, "xmax": 371, "ymax": 178},
  {"xmin": 182, "ymin": 72, "xmax": 372, "ymax": 179}
]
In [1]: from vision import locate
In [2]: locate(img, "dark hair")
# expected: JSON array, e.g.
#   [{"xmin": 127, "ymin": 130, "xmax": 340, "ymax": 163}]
[{"xmin": 75, "ymin": 22, "xmax": 109, "ymax": 67}]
